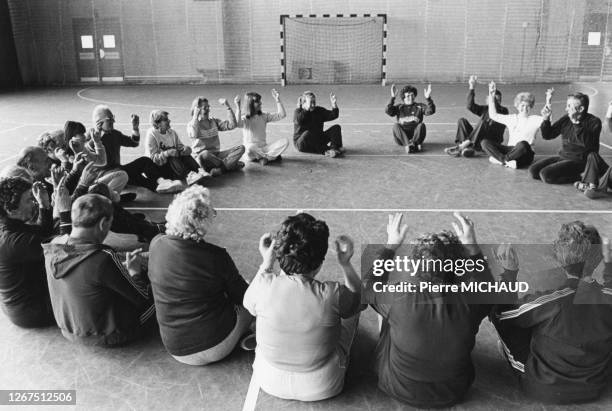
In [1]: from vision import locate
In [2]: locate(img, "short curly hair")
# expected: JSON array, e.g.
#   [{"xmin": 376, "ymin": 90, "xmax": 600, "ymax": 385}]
[
  {"xmin": 165, "ymin": 185, "xmax": 215, "ymax": 242},
  {"xmin": 553, "ymin": 221, "xmax": 598, "ymax": 268},
  {"xmin": 410, "ymin": 230, "xmax": 465, "ymax": 283},
  {"xmin": 273, "ymin": 213, "xmax": 329, "ymax": 275},
  {"xmin": 513, "ymin": 92, "xmax": 535, "ymax": 109},
  {"xmin": 0, "ymin": 177, "xmax": 33, "ymax": 216},
  {"xmin": 401, "ymin": 85, "xmax": 418, "ymax": 97},
  {"xmin": 150, "ymin": 110, "xmax": 170, "ymax": 129}
]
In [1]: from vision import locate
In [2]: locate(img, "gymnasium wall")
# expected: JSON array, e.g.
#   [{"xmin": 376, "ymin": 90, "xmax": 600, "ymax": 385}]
[
  {"xmin": 6, "ymin": 0, "xmax": 610, "ymax": 85},
  {"xmin": 0, "ymin": 0, "xmax": 22, "ymax": 88}
]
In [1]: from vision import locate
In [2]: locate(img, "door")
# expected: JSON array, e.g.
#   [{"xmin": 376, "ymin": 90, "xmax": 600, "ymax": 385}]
[
  {"xmin": 97, "ymin": 18, "xmax": 124, "ymax": 82},
  {"xmin": 72, "ymin": 17, "xmax": 124, "ymax": 83},
  {"xmin": 73, "ymin": 18, "xmax": 99, "ymax": 82},
  {"xmin": 579, "ymin": 12, "xmax": 607, "ymax": 79}
]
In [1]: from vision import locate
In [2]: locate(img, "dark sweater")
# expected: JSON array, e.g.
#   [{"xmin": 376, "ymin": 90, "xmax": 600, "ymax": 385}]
[
  {"xmin": 364, "ymin": 248, "xmax": 492, "ymax": 408},
  {"xmin": 385, "ymin": 97, "xmax": 436, "ymax": 125},
  {"xmin": 293, "ymin": 106, "xmax": 339, "ymax": 141},
  {"xmin": 148, "ymin": 235, "xmax": 249, "ymax": 356},
  {"xmin": 43, "ymin": 236, "xmax": 153, "ymax": 346},
  {"xmin": 87, "ymin": 129, "xmax": 139, "ymax": 169},
  {"xmin": 466, "ymin": 89, "xmax": 509, "ymax": 143},
  {"xmin": 0, "ymin": 208, "xmax": 55, "ymax": 327},
  {"xmin": 494, "ymin": 264, "xmax": 612, "ymax": 404},
  {"xmin": 540, "ymin": 113, "xmax": 601, "ymax": 162}
]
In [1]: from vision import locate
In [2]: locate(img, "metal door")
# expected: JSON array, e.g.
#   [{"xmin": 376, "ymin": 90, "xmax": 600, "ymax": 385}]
[
  {"xmin": 73, "ymin": 18, "xmax": 99, "ymax": 82},
  {"xmin": 96, "ymin": 18, "xmax": 124, "ymax": 82}
]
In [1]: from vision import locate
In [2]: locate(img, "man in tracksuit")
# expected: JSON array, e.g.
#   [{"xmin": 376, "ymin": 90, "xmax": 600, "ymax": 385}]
[{"xmin": 491, "ymin": 222, "xmax": 612, "ymax": 404}]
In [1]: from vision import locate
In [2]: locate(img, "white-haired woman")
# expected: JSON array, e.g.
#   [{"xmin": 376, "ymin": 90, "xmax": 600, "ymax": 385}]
[
  {"xmin": 482, "ymin": 82, "xmax": 547, "ymax": 169},
  {"xmin": 148, "ymin": 186, "xmax": 253, "ymax": 365}
]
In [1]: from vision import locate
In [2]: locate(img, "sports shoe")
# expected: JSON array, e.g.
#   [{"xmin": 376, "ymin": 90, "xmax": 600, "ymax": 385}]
[
  {"xmin": 156, "ymin": 178, "xmax": 185, "ymax": 194},
  {"xmin": 574, "ymin": 181, "xmax": 590, "ymax": 192},
  {"xmin": 239, "ymin": 333, "xmax": 256, "ymax": 351},
  {"xmin": 585, "ymin": 188, "xmax": 608, "ymax": 199},
  {"xmin": 408, "ymin": 144, "xmax": 420, "ymax": 153},
  {"xmin": 259, "ymin": 158, "xmax": 269, "ymax": 166},
  {"xmin": 445, "ymin": 146, "xmax": 461, "ymax": 157},
  {"xmin": 489, "ymin": 156, "xmax": 503, "ymax": 166},
  {"xmin": 458, "ymin": 140, "xmax": 472, "ymax": 150},
  {"xmin": 504, "ymin": 160, "xmax": 517, "ymax": 169},
  {"xmin": 324, "ymin": 149, "xmax": 337, "ymax": 158},
  {"xmin": 119, "ymin": 192, "xmax": 137, "ymax": 203},
  {"xmin": 271, "ymin": 155, "xmax": 282, "ymax": 163},
  {"xmin": 186, "ymin": 171, "xmax": 208, "ymax": 186},
  {"xmin": 337, "ymin": 146, "xmax": 346, "ymax": 154},
  {"xmin": 210, "ymin": 167, "xmax": 223, "ymax": 177},
  {"xmin": 404, "ymin": 145, "xmax": 411, "ymax": 154},
  {"xmin": 461, "ymin": 148, "xmax": 476, "ymax": 158}
]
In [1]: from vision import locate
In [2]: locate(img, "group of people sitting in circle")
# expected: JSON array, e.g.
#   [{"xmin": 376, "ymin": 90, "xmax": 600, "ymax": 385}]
[{"xmin": 1, "ymin": 84, "xmax": 612, "ymax": 408}]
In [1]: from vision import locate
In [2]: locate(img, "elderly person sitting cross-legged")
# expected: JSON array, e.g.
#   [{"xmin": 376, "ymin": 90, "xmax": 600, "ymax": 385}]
[{"xmin": 148, "ymin": 186, "xmax": 253, "ymax": 365}]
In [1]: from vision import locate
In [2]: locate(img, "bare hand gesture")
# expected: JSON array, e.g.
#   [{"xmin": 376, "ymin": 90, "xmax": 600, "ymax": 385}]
[
  {"xmin": 424, "ymin": 84, "xmax": 432, "ymax": 99},
  {"xmin": 50, "ymin": 164, "xmax": 66, "ymax": 188},
  {"xmin": 69, "ymin": 138, "xmax": 84, "ymax": 154},
  {"xmin": 271, "ymin": 88, "xmax": 280, "ymax": 102},
  {"xmin": 603, "ymin": 237, "xmax": 612, "ymax": 264},
  {"xmin": 452, "ymin": 212, "xmax": 479, "ymax": 254},
  {"xmin": 468, "ymin": 75, "xmax": 477, "ymax": 89},
  {"xmin": 495, "ymin": 243, "xmax": 519, "ymax": 271},
  {"xmin": 541, "ymin": 105, "xmax": 552, "ymax": 120},
  {"xmin": 54, "ymin": 147, "xmax": 69, "ymax": 163},
  {"xmin": 125, "ymin": 248, "xmax": 144, "ymax": 277},
  {"xmin": 330, "ymin": 92, "xmax": 337, "ymax": 108},
  {"xmin": 54, "ymin": 175, "xmax": 72, "ymax": 213},
  {"xmin": 166, "ymin": 148, "xmax": 178, "ymax": 158},
  {"xmin": 488, "ymin": 81, "xmax": 496, "ymax": 97},
  {"xmin": 545, "ymin": 88, "xmax": 554, "ymax": 107},
  {"xmin": 258, "ymin": 233, "xmax": 276, "ymax": 270},
  {"xmin": 73, "ymin": 152, "xmax": 88, "ymax": 171},
  {"xmin": 296, "ymin": 95, "xmax": 303, "ymax": 109},
  {"xmin": 390, "ymin": 83, "xmax": 397, "ymax": 98},
  {"xmin": 234, "ymin": 95, "xmax": 241, "ymax": 107},
  {"xmin": 218, "ymin": 98, "xmax": 229, "ymax": 107},
  {"xmin": 32, "ymin": 181, "xmax": 50, "ymax": 209},
  {"xmin": 335, "ymin": 235, "xmax": 354, "ymax": 266},
  {"xmin": 131, "ymin": 114, "xmax": 139, "ymax": 130},
  {"xmin": 386, "ymin": 213, "xmax": 409, "ymax": 251}
]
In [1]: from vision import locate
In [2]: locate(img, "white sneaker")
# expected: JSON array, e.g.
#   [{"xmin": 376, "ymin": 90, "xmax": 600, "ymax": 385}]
[
  {"xmin": 504, "ymin": 160, "xmax": 517, "ymax": 169},
  {"xmin": 186, "ymin": 171, "xmax": 206, "ymax": 186},
  {"xmin": 489, "ymin": 156, "xmax": 503, "ymax": 166},
  {"xmin": 156, "ymin": 178, "xmax": 185, "ymax": 194}
]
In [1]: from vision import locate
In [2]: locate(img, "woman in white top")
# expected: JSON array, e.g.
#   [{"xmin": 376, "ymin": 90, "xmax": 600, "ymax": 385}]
[
  {"xmin": 236, "ymin": 89, "xmax": 288, "ymax": 165},
  {"xmin": 482, "ymin": 82, "xmax": 545, "ymax": 169}
]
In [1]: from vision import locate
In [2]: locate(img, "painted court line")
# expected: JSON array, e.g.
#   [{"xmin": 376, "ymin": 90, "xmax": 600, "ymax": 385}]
[
  {"xmin": 123, "ymin": 207, "xmax": 612, "ymax": 214},
  {"xmin": 0, "ymin": 125, "xmax": 26, "ymax": 134}
]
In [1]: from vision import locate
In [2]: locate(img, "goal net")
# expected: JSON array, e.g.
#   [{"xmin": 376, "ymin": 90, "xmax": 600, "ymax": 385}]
[{"xmin": 283, "ymin": 16, "xmax": 384, "ymax": 85}]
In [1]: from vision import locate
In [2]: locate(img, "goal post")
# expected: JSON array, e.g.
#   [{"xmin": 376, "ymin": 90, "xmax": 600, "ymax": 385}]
[{"xmin": 280, "ymin": 14, "xmax": 387, "ymax": 86}]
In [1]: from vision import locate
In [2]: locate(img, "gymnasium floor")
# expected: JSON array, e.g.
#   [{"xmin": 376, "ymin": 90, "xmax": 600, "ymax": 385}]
[{"xmin": 1, "ymin": 82, "xmax": 612, "ymax": 410}]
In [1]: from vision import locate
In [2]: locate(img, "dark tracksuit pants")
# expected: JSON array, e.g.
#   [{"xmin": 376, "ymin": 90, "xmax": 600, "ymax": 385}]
[
  {"xmin": 529, "ymin": 156, "xmax": 586, "ymax": 185},
  {"xmin": 158, "ymin": 156, "xmax": 200, "ymax": 181},
  {"xmin": 121, "ymin": 156, "xmax": 163, "ymax": 192},
  {"xmin": 455, "ymin": 118, "xmax": 498, "ymax": 151},
  {"xmin": 392, "ymin": 123, "xmax": 426, "ymax": 146},
  {"xmin": 294, "ymin": 124, "xmax": 343, "ymax": 154},
  {"xmin": 481, "ymin": 140, "xmax": 535, "ymax": 168},
  {"xmin": 580, "ymin": 152, "xmax": 609, "ymax": 187}
]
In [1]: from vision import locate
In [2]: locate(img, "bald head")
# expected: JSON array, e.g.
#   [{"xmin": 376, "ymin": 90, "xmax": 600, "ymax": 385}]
[{"xmin": 16, "ymin": 146, "xmax": 51, "ymax": 180}]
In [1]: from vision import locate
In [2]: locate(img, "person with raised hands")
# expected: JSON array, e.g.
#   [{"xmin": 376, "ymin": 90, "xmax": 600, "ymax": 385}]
[
  {"xmin": 243, "ymin": 213, "xmax": 361, "ymax": 401},
  {"xmin": 491, "ymin": 222, "xmax": 612, "ymax": 404},
  {"xmin": 364, "ymin": 212, "xmax": 493, "ymax": 408},
  {"xmin": 386, "ymin": 83, "xmax": 436, "ymax": 153},
  {"xmin": 236, "ymin": 89, "xmax": 288, "ymax": 165},
  {"xmin": 482, "ymin": 82, "xmax": 545, "ymax": 169},
  {"xmin": 445, "ymin": 75, "xmax": 509, "ymax": 157},
  {"xmin": 529, "ymin": 89, "xmax": 602, "ymax": 185},
  {"xmin": 187, "ymin": 95, "xmax": 245, "ymax": 177},
  {"xmin": 293, "ymin": 91, "xmax": 345, "ymax": 157}
]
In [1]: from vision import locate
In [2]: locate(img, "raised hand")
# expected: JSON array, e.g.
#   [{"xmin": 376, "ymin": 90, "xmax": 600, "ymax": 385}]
[
  {"xmin": 296, "ymin": 95, "xmax": 303, "ymax": 109},
  {"xmin": 603, "ymin": 237, "xmax": 612, "ymax": 264},
  {"xmin": 131, "ymin": 114, "xmax": 139, "ymax": 130},
  {"xmin": 32, "ymin": 181, "xmax": 50, "ymax": 209},
  {"xmin": 54, "ymin": 175, "xmax": 72, "ymax": 213},
  {"xmin": 488, "ymin": 81, "xmax": 496, "ymax": 97},
  {"xmin": 541, "ymin": 105, "xmax": 552, "ymax": 120},
  {"xmin": 50, "ymin": 164, "xmax": 66, "ymax": 188},
  {"xmin": 125, "ymin": 248, "xmax": 144, "ymax": 277},
  {"xmin": 424, "ymin": 84, "xmax": 432, "ymax": 99},
  {"xmin": 218, "ymin": 98, "xmax": 229, "ymax": 107},
  {"xmin": 335, "ymin": 235, "xmax": 354, "ymax": 266},
  {"xmin": 234, "ymin": 95, "xmax": 241, "ymax": 107},
  {"xmin": 271, "ymin": 88, "xmax": 280, "ymax": 102},
  {"xmin": 73, "ymin": 152, "xmax": 88, "ymax": 171},
  {"xmin": 468, "ymin": 75, "xmax": 477, "ymax": 89},
  {"xmin": 545, "ymin": 88, "xmax": 555, "ymax": 107},
  {"xmin": 78, "ymin": 162, "xmax": 97, "ymax": 187},
  {"xmin": 386, "ymin": 213, "xmax": 409, "ymax": 251},
  {"xmin": 330, "ymin": 92, "xmax": 337, "ymax": 107},
  {"xmin": 495, "ymin": 243, "xmax": 519, "ymax": 271},
  {"xmin": 258, "ymin": 232, "xmax": 276, "ymax": 270},
  {"xmin": 390, "ymin": 83, "xmax": 397, "ymax": 98},
  {"xmin": 452, "ymin": 212, "xmax": 479, "ymax": 254},
  {"xmin": 606, "ymin": 101, "xmax": 612, "ymax": 119}
]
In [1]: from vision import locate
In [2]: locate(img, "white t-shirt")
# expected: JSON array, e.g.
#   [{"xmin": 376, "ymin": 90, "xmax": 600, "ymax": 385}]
[
  {"xmin": 238, "ymin": 112, "xmax": 285, "ymax": 146},
  {"xmin": 493, "ymin": 113, "xmax": 543, "ymax": 146}
]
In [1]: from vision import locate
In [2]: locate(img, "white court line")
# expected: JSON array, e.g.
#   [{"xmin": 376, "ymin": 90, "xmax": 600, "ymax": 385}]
[
  {"xmin": 0, "ymin": 125, "xmax": 26, "ymax": 134},
  {"xmin": 124, "ymin": 207, "xmax": 612, "ymax": 214},
  {"xmin": 600, "ymin": 142, "xmax": 612, "ymax": 150},
  {"xmin": 0, "ymin": 155, "xmax": 20, "ymax": 165},
  {"xmin": 118, "ymin": 152, "xmax": 612, "ymax": 158}
]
